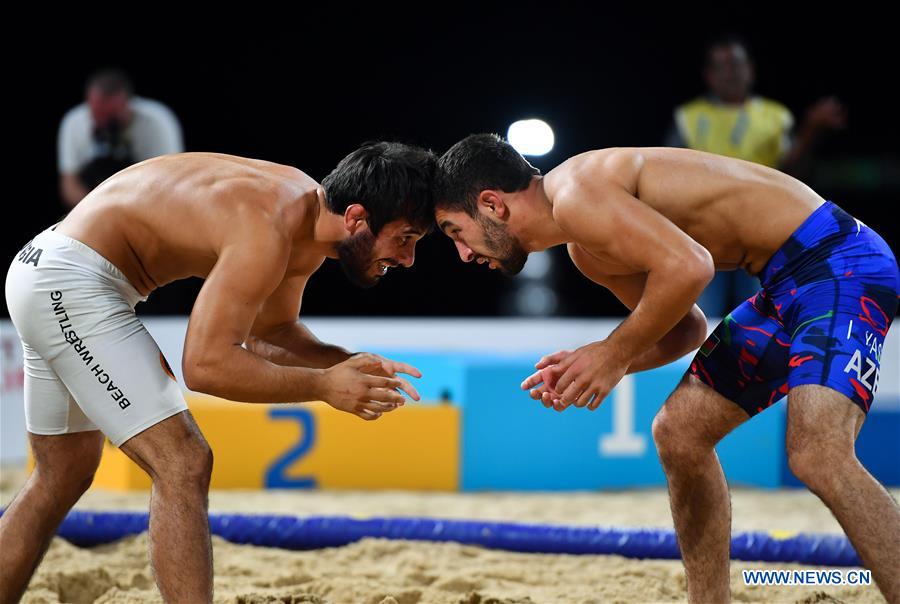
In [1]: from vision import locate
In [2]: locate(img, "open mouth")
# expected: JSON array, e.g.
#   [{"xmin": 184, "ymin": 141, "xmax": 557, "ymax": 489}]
[
  {"xmin": 476, "ymin": 257, "xmax": 498, "ymax": 270},
  {"xmin": 376, "ymin": 260, "xmax": 396, "ymax": 275}
]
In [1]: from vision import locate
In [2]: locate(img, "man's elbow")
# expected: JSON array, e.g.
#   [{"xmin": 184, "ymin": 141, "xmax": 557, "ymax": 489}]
[
  {"xmin": 655, "ymin": 308, "xmax": 707, "ymax": 364},
  {"xmin": 182, "ymin": 364, "xmax": 209, "ymax": 393},
  {"xmin": 681, "ymin": 250, "xmax": 713, "ymax": 349},
  {"xmin": 182, "ymin": 353, "xmax": 220, "ymax": 394},
  {"xmin": 683, "ymin": 307, "xmax": 709, "ymax": 350},
  {"xmin": 682, "ymin": 248, "xmax": 715, "ymax": 293},
  {"xmin": 243, "ymin": 334, "xmax": 268, "ymax": 358}
]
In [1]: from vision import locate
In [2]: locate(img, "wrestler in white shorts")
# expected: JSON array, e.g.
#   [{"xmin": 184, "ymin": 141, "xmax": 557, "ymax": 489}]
[{"xmin": 5, "ymin": 226, "xmax": 188, "ymax": 446}]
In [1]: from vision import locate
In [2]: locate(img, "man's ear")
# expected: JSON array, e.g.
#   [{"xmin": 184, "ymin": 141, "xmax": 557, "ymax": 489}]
[
  {"xmin": 478, "ymin": 190, "xmax": 509, "ymax": 220},
  {"xmin": 344, "ymin": 204, "xmax": 369, "ymax": 234}
]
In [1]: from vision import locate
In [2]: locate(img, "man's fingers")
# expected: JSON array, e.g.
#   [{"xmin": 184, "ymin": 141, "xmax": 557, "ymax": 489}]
[
  {"xmin": 367, "ymin": 387, "xmax": 405, "ymax": 405},
  {"xmin": 535, "ymin": 351, "xmax": 563, "ymax": 369},
  {"xmin": 558, "ymin": 349, "xmax": 580, "ymax": 368},
  {"xmin": 368, "ymin": 375, "xmax": 402, "ymax": 389},
  {"xmin": 559, "ymin": 379, "xmax": 584, "ymax": 406},
  {"xmin": 391, "ymin": 375, "xmax": 420, "ymax": 401},
  {"xmin": 521, "ymin": 370, "xmax": 545, "ymax": 390},
  {"xmin": 573, "ymin": 388, "xmax": 593, "ymax": 408},
  {"xmin": 555, "ymin": 368, "xmax": 576, "ymax": 396},
  {"xmin": 362, "ymin": 400, "xmax": 400, "ymax": 413},
  {"xmin": 365, "ymin": 375, "xmax": 419, "ymax": 402},
  {"xmin": 538, "ymin": 349, "xmax": 573, "ymax": 369},
  {"xmin": 530, "ymin": 384, "xmax": 556, "ymax": 400},
  {"xmin": 540, "ymin": 391, "xmax": 554, "ymax": 408},
  {"xmin": 354, "ymin": 356, "xmax": 387, "ymax": 373},
  {"xmin": 588, "ymin": 390, "xmax": 611, "ymax": 411},
  {"xmin": 353, "ymin": 353, "xmax": 419, "ymax": 378},
  {"xmin": 356, "ymin": 408, "xmax": 381, "ymax": 421},
  {"xmin": 379, "ymin": 358, "xmax": 422, "ymax": 378}
]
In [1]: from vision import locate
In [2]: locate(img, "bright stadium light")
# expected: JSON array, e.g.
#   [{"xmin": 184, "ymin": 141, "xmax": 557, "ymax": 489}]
[
  {"xmin": 507, "ymin": 119, "xmax": 554, "ymax": 156},
  {"xmin": 520, "ymin": 250, "xmax": 552, "ymax": 280}
]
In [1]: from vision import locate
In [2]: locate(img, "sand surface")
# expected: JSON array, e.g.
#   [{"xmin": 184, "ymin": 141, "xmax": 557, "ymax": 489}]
[{"xmin": 2, "ymin": 468, "xmax": 891, "ymax": 603}]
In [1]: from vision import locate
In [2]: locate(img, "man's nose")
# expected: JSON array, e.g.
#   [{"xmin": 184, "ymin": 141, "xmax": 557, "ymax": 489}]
[
  {"xmin": 455, "ymin": 241, "xmax": 474, "ymax": 263},
  {"xmin": 398, "ymin": 248, "xmax": 415, "ymax": 268}
]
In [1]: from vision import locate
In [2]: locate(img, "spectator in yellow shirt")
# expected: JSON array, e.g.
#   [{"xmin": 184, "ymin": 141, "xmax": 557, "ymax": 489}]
[{"xmin": 666, "ymin": 34, "xmax": 846, "ymax": 316}]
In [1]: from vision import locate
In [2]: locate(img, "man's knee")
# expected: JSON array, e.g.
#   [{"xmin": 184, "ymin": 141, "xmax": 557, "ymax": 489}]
[
  {"xmin": 786, "ymin": 428, "xmax": 855, "ymax": 493},
  {"xmin": 653, "ymin": 378, "xmax": 747, "ymax": 468},
  {"xmin": 154, "ymin": 436, "xmax": 214, "ymax": 490},
  {"xmin": 121, "ymin": 412, "xmax": 214, "ymax": 490},
  {"xmin": 787, "ymin": 385, "xmax": 862, "ymax": 493},
  {"xmin": 182, "ymin": 438, "xmax": 214, "ymax": 486},
  {"xmin": 652, "ymin": 405, "xmax": 708, "ymax": 466},
  {"xmin": 30, "ymin": 431, "xmax": 104, "ymax": 497}
]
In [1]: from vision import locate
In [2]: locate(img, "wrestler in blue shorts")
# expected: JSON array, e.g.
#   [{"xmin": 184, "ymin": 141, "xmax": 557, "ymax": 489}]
[{"xmin": 689, "ymin": 201, "xmax": 899, "ymax": 416}]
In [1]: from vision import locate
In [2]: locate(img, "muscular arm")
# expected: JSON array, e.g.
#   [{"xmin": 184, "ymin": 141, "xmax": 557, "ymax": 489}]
[
  {"xmin": 245, "ymin": 275, "xmax": 352, "ymax": 369},
  {"xmin": 780, "ymin": 97, "xmax": 846, "ymax": 176},
  {"xmin": 182, "ymin": 213, "xmax": 325, "ymax": 403},
  {"xmin": 568, "ymin": 244, "xmax": 707, "ymax": 373},
  {"xmin": 554, "ymin": 152, "xmax": 714, "ymax": 367}
]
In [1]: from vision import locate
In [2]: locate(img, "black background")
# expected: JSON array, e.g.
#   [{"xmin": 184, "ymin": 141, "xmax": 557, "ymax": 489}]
[{"xmin": 4, "ymin": 7, "xmax": 896, "ymax": 319}]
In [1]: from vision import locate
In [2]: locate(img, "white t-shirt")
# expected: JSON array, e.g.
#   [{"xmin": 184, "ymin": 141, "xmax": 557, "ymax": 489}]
[{"xmin": 57, "ymin": 96, "xmax": 184, "ymax": 173}]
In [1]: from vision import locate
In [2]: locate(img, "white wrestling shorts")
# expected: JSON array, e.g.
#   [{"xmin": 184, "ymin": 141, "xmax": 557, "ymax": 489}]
[{"xmin": 5, "ymin": 226, "xmax": 187, "ymax": 446}]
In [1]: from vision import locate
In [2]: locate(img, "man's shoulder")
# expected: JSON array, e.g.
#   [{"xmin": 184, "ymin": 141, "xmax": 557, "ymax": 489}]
[
  {"xmin": 675, "ymin": 96, "xmax": 715, "ymax": 113},
  {"xmin": 59, "ymin": 102, "xmax": 90, "ymax": 128},
  {"xmin": 751, "ymin": 96, "xmax": 791, "ymax": 113},
  {"xmin": 547, "ymin": 149, "xmax": 631, "ymax": 197},
  {"xmin": 131, "ymin": 97, "xmax": 179, "ymax": 122},
  {"xmin": 749, "ymin": 96, "xmax": 794, "ymax": 129},
  {"xmin": 547, "ymin": 150, "xmax": 631, "ymax": 230}
]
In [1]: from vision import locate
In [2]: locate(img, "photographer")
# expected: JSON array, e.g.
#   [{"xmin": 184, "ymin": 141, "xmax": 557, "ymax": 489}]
[{"xmin": 57, "ymin": 69, "xmax": 183, "ymax": 207}]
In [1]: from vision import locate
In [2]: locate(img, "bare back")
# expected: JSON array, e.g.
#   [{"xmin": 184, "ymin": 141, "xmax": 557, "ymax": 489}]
[
  {"xmin": 546, "ymin": 148, "xmax": 824, "ymax": 275},
  {"xmin": 56, "ymin": 153, "xmax": 323, "ymax": 296}
]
